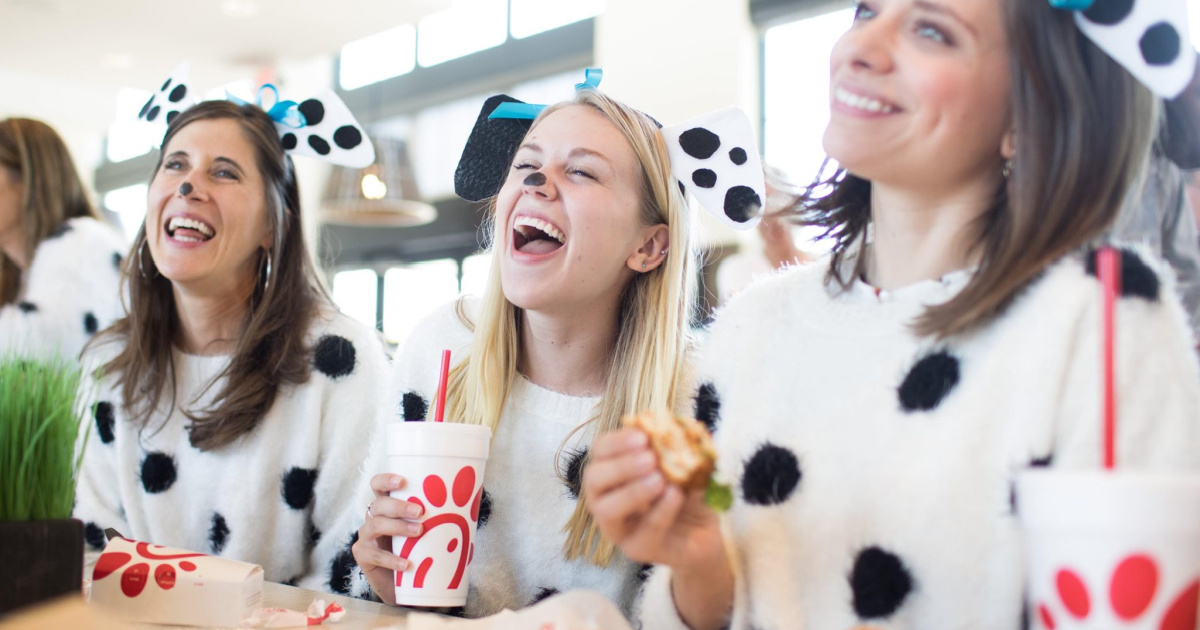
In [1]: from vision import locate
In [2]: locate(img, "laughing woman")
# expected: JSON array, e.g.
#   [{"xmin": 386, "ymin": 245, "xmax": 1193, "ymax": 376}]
[{"xmin": 74, "ymin": 101, "xmax": 390, "ymax": 591}]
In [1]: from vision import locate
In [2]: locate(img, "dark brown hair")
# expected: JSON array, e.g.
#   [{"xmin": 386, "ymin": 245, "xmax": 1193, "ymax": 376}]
[
  {"xmin": 0, "ymin": 118, "xmax": 100, "ymax": 305},
  {"xmin": 801, "ymin": 1, "xmax": 1158, "ymax": 338},
  {"xmin": 100, "ymin": 101, "xmax": 327, "ymax": 450}
]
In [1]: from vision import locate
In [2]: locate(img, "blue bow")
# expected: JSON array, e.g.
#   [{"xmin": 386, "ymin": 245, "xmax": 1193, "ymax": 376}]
[
  {"xmin": 1048, "ymin": 0, "xmax": 1094, "ymax": 9},
  {"xmin": 227, "ymin": 84, "xmax": 308, "ymax": 128},
  {"xmin": 488, "ymin": 68, "xmax": 603, "ymax": 121}
]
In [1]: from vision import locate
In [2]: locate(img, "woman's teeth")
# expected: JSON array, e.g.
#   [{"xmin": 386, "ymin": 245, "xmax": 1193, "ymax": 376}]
[
  {"xmin": 514, "ymin": 216, "xmax": 564, "ymax": 243},
  {"xmin": 835, "ymin": 87, "xmax": 895, "ymax": 114},
  {"xmin": 167, "ymin": 216, "xmax": 214, "ymax": 241}
]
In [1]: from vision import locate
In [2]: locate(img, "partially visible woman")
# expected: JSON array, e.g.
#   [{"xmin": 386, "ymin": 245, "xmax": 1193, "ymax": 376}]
[
  {"xmin": 0, "ymin": 118, "xmax": 125, "ymax": 360},
  {"xmin": 74, "ymin": 101, "xmax": 390, "ymax": 591}
]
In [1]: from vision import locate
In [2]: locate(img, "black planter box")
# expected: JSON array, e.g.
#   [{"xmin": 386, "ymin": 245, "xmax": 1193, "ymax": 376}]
[{"xmin": 0, "ymin": 519, "xmax": 83, "ymax": 614}]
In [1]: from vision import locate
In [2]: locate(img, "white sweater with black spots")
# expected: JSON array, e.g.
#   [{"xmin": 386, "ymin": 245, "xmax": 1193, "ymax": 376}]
[
  {"xmin": 335, "ymin": 298, "xmax": 659, "ymax": 618},
  {"xmin": 73, "ymin": 308, "xmax": 391, "ymax": 592},
  {"xmin": 639, "ymin": 249, "xmax": 1200, "ymax": 630},
  {"xmin": 0, "ymin": 216, "xmax": 126, "ymax": 360}
]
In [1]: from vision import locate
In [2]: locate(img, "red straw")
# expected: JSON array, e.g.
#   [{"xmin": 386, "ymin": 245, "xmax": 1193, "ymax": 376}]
[
  {"xmin": 433, "ymin": 349, "xmax": 451, "ymax": 422},
  {"xmin": 1098, "ymin": 247, "xmax": 1121, "ymax": 470}
]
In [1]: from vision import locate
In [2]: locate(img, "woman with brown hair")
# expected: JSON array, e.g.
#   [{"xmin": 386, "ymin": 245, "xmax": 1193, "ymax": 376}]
[
  {"xmin": 586, "ymin": 1, "xmax": 1200, "ymax": 629},
  {"xmin": 74, "ymin": 100, "xmax": 390, "ymax": 591},
  {"xmin": 0, "ymin": 117, "xmax": 125, "ymax": 359}
]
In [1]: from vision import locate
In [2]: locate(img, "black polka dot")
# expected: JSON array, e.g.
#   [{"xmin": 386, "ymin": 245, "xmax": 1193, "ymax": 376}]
[
  {"xmin": 17, "ymin": 301, "xmax": 36, "ymax": 313},
  {"xmin": 209, "ymin": 512, "xmax": 229, "ymax": 554},
  {"xmin": 678, "ymin": 127, "xmax": 721, "ymax": 160},
  {"xmin": 1140, "ymin": 23, "xmax": 1181, "ymax": 66},
  {"xmin": 528, "ymin": 587, "xmax": 559, "ymax": 606},
  {"xmin": 562, "ymin": 448, "xmax": 587, "ymax": 499},
  {"xmin": 1085, "ymin": 248, "xmax": 1159, "ymax": 301},
  {"xmin": 897, "ymin": 351, "xmax": 961, "ymax": 412},
  {"xmin": 141, "ymin": 452, "xmax": 177, "ymax": 493},
  {"xmin": 112, "ymin": 252, "xmax": 123, "ymax": 271},
  {"xmin": 166, "ymin": 110, "xmax": 180, "ymax": 125},
  {"xmin": 308, "ymin": 520, "xmax": 322, "ymax": 547},
  {"xmin": 83, "ymin": 312, "xmax": 99, "ymax": 335},
  {"xmin": 281, "ymin": 133, "xmax": 298, "ymax": 150},
  {"xmin": 850, "ymin": 546, "xmax": 914, "ymax": 620},
  {"xmin": 729, "ymin": 147, "xmax": 748, "ymax": 165},
  {"xmin": 636, "ymin": 563, "xmax": 652, "ymax": 582},
  {"xmin": 477, "ymin": 489, "xmax": 492, "ymax": 528},
  {"xmin": 329, "ymin": 531, "xmax": 358, "ymax": 595},
  {"xmin": 282, "ymin": 467, "xmax": 319, "ymax": 510},
  {"xmin": 1082, "ymin": 0, "xmax": 1134, "ymax": 25},
  {"xmin": 139, "ymin": 96, "xmax": 154, "ymax": 119},
  {"xmin": 84, "ymin": 522, "xmax": 106, "ymax": 550},
  {"xmin": 161, "ymin": 78, "xmax": 172, "ymax": 92},
  {"xmin": 94, "ymin": 401, "xmax": 115, "ymax": 444},
  {"xmin": 147, "ymin": 105, "xmax": 161, "ymax": 122},
  {"xmin": 168, "ymin": 84, "xmax": 187, "ymax": 103},
  {"xmin": 401, "ymin": 391, "xmax": 428, "ymax": 421},
  {"xmin": 741, "ymin": 443, "xmax": 801, "ymax": 506},
  {"xmin": 723, "ymin": 186, "xmax": 762, "ymax": 223},
  {"xmin": 298, "ymin": 99, "xmax": 325, "ymax": 126},
  {"xmin": 333, "ymin": 125, "xmax": 363, "ymax": 150},
  {"xmin": 694, "ymin": 382, "xmax": 722, "ymax": 433},
  {"xmin": 1030, "ymin": 454, "xmax": 1053, "ymax": 468},
  {"xmin": 48, "ymin": 222, "xmax": 73, "ymax": 238},
  {"xmin": 307, "ymin": 135, "xmax": 331, "ymax": 155},
  {"xmin": 313, "ymin": 335, "xmax": 356, "ymax": 379},
  {"xmin": 692, "ymin": 169, "xmax": 717, "ymax": 189}
]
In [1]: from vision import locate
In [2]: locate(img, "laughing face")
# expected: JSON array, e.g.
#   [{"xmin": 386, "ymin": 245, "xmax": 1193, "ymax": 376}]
[
  {"xmin": 494, "ymin": 105, "xmax": 652, "ymax": 314},
  {"xmin": 146, "ymin": 118, "xmax": 273, "ymax": 297}
]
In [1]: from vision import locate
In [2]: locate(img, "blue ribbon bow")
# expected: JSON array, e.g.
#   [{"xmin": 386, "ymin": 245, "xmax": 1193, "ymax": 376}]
[
  {"xmin": 489, "ymin": 68, "xmax": 603, "ymax": 121},
  {"xmin": 227, "ymin": 84, "xmax": 308, "ymax": 128},
  {"xmin": 1048, "ymin": 0, "xmax": 1094, "ymax": 10}
]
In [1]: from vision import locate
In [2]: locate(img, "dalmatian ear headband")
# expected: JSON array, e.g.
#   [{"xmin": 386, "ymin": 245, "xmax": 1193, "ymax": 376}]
[
  {"xmin": 1051, "ymin": 0, "xmax": 1195, "ymax": 98},
  {"xmin": 453, "ymin": 68, "xmax": 766, "ymax": 230},
  {"xmin": 137, "ymin": 62, "xmax": 375, "ymax": 168}
]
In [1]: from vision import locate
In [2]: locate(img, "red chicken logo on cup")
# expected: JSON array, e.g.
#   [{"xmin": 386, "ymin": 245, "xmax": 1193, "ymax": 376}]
[
  {"xmin": 396, "ymin": 465, "xmax": 484, "ymax": 590},
  {"xmin": 1036, "ymin": 553, "xmax": 1198, "ymax": 629}
]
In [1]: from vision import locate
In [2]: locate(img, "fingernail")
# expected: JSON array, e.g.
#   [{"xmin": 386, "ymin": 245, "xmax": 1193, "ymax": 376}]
[
  {"xmin": 408, "ymin": 523, "xmax": 423, "ymax": 537},
  {"xmin": 396, "ymin": 556, "xmax": 409, "ymax": 571},
  {"xmin": 392, "ymin": 475, "xmax": 405, "ymax": 489},
  {"xmin": 407, "ymin": 504, "xmax": 423, "ymax": 518},
  {"xmin": 643, "ymin": 473, "xmax": 664, "ymax": 489}
]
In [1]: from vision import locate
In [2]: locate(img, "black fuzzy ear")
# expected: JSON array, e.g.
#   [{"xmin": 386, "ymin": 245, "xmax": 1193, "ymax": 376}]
[{"xmin": 454, "ymin": 95, "xmax": 535, "ymax": 202}]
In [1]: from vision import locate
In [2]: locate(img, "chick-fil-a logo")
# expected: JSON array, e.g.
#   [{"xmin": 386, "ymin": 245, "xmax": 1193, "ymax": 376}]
[
  {"xmin": 93, "ymin": 540, "xmax": 206, "ymax": 598},
  {"xmin": 396, "ymin": 465, "xmax": 484, "ymax": 590}
]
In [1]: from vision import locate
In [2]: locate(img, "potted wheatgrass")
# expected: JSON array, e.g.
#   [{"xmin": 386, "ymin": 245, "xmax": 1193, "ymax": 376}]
[{"xmin": 0, "ymin": 355, "xmax": 87, "ymax": 613}]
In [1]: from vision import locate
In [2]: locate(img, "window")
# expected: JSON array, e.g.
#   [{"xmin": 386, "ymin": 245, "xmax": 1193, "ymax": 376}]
[
  {"xmin": 103, "ymin": 184, "xmax": 149, "ymax": 242},
  {"xmin": 460, "ymin": 252, "xmax": 493, "ymax": 298},
  {"xmin": 417, "ymin": 0, "xmax": 508, "ymax": 68},
  {"xmin": 382, "ymin": 260, "xmax": 460, "ymax": 345},
  {"xmin": 339, "ymin": 24, "xmax": 417, "ymax": 91},
  {"xmin": 509, "ymin": 0, "xmax": 604, "ymax": 39},
  {"xmin": 332, "ymin": 269, "xmax": 379, "ymax": 329}
]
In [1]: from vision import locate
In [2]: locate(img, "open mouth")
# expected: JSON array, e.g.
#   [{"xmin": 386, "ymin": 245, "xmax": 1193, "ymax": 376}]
[
  {"xmin": 834, "ymin": 87, "xmax": 899, "ymax": 114},
  {"xmin": 166, "ymin": 216, "xmax": 215, "ymax": 243},
  {"xmin": 512, "ymin": 216, "xmax": 564, "ymax": 256}
]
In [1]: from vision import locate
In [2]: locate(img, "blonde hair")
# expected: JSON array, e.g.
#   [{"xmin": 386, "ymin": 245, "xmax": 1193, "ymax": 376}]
[{"xmin": 445, "ymin": 89, "xmax": 697, "ymax": 565}]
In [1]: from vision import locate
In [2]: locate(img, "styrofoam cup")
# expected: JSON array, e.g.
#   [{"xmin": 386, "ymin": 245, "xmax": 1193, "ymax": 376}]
[
  {"xmin": 1018, "ymin": 469, "xmax": 1200, "ymax": 629},
  {"xmin": 386, "ymin": 421, "xmax": 491, "ymax": 607}
]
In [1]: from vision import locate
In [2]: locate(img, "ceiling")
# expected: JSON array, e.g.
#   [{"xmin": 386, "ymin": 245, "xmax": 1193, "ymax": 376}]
[{"xmin": 0, "ymin": 0, "xmax": 448, "ymax": 91}]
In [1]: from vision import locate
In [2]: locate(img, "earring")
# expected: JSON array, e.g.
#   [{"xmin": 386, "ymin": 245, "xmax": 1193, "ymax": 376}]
[
  {"xmin": 641, "ymin": 261, "xmax": 647, "ymax": 270},
  {"xmin": 137, "ymin": 240, "xmax": 159, "ymax": 280},
  {"xmin": 1002, "ymin": 159, "xmax": 1013, "ymax": 179},
  {"xmin": 260, "ymin": 248, "xmax": 273, "ymax": 293}
]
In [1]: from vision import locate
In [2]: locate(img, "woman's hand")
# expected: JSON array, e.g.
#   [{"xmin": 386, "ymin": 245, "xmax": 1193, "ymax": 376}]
[
  {"xmin": 351, "ymin": 473, "xmax": 425, "ymax": 606},
  {"xmin": 584, "ymin": 428, "xmax": 733, "ymax": 630}
]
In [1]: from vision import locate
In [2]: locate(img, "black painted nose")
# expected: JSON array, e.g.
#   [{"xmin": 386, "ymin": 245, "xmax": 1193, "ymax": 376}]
[
  {"xmin": 179, "ymin": 182, "xmax": 194, "ymax": 196},
  {"xmin": 523, "ymin": 172, "xmax": 546, "ymax": 187}
]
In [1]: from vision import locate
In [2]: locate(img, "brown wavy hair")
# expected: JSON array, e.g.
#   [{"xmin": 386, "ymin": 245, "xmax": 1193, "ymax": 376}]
[
  {"xmin": 800, "ymin": 0, "xmax": 1158, "ymax": 338},
  {"xmin": 0, "ymin": 118, "xmax": 100, "ymax": 305},
  {"xmin": 99, "ymin": 101, "xmax": 327, "ymax": 450}
]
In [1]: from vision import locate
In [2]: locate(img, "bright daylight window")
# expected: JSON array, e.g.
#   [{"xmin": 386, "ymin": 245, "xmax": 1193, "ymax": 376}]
[
  {"xmin": 382, "ymin": 260, "xmax": 460, "ymax": 345},
  {"xmin": 103, "ymin": 184, "xmax": 149, "ymax": 242},
  {"xmin": 509, "ymin": 0, "xmax": 603, "ymax": 39},
  {"xmin": 417, "ymin": 0, "xmax": 508, "ymax": 68},
  {"xmin": 332, "ymin": 269, "xmax": 379, "ymax": 330},
  {"xmin": 339, "ymin": 24, "xmax": 417, "ymax": 91},
  {"xmin": 460, "ymin": 252, "xmax": 492, "ymax": 298}
]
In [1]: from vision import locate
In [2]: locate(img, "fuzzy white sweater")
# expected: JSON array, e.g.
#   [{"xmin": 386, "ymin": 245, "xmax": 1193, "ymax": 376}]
[
  {"xmin": 0, "ymin": 216, "xmax": 126, "ymax": 360},
  {"xmin": 73, "ymin": 309, "xmax": 392, "ymax": 592},
  {"xmin": 334, "ymin": 298, "xmax": 653, "ymax": 617},
  {"xmin": 639, "ymin": 249, "xmax": 1200, "ymax": 630}
]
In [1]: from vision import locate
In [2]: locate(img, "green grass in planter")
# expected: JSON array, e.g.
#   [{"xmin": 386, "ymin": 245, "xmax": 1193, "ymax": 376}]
[{"xmin": 0, "ymin": 356, "xmax": 86, "ymax": 522}]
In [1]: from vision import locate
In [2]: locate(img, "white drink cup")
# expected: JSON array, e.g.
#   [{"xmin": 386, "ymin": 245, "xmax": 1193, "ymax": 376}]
[
  {"xmin": 386, "ymin": 421, "xmax": 491, "ymax": 607},
  {"xmin": 1017, "ymin": 469, "xmax": 1200, "ymax": 630}
]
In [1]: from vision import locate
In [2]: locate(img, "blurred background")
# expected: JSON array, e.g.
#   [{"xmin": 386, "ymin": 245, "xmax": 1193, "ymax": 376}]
[{"xmin": 6, "ymin": 0, "xmax": 1196, "ymax": 344}]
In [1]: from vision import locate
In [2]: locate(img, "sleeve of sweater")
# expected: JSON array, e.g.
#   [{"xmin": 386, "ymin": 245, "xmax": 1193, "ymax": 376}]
[
  {"xmin": 296, "ymin": 314, "xmax": 395, "ymax": 594},
  {"xmin": 0, "ymin": 218, "xmax": 126, "ymax": 360},
  {"xmin": 72, "ymin": 342, "xmax": 132, "ymax": 551}
]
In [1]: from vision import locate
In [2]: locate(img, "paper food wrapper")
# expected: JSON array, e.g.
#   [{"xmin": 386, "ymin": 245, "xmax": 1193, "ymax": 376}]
[
  {"xmin": 89, "ymin": 537, "xmax": 263, "ymax": 627},
  {"xmin": 406, "ymin": 590, "xmax": 634, "ymax": 630}
]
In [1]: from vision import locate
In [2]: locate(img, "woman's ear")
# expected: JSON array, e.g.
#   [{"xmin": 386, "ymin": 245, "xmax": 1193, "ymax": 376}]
[{"xmin": 626, "ymin": 224, "xmax": 670, "ymax": 273}]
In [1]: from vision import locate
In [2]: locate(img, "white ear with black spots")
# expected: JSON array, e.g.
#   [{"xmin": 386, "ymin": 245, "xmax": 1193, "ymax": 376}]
[
  {"xmin": 277, "ymin": 90, "xmax": 374, "ymax": 168},
  {"xmin": 138, "ymin": 62, "xmax": 196, "ymax": 130},
  {"xmin": 1075, "ymin": 0, "xmax": 1195, "ymax": 98},
  {"xmin": 663, "ymin": 107, "xmax": 765, "ymax": 230}
]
